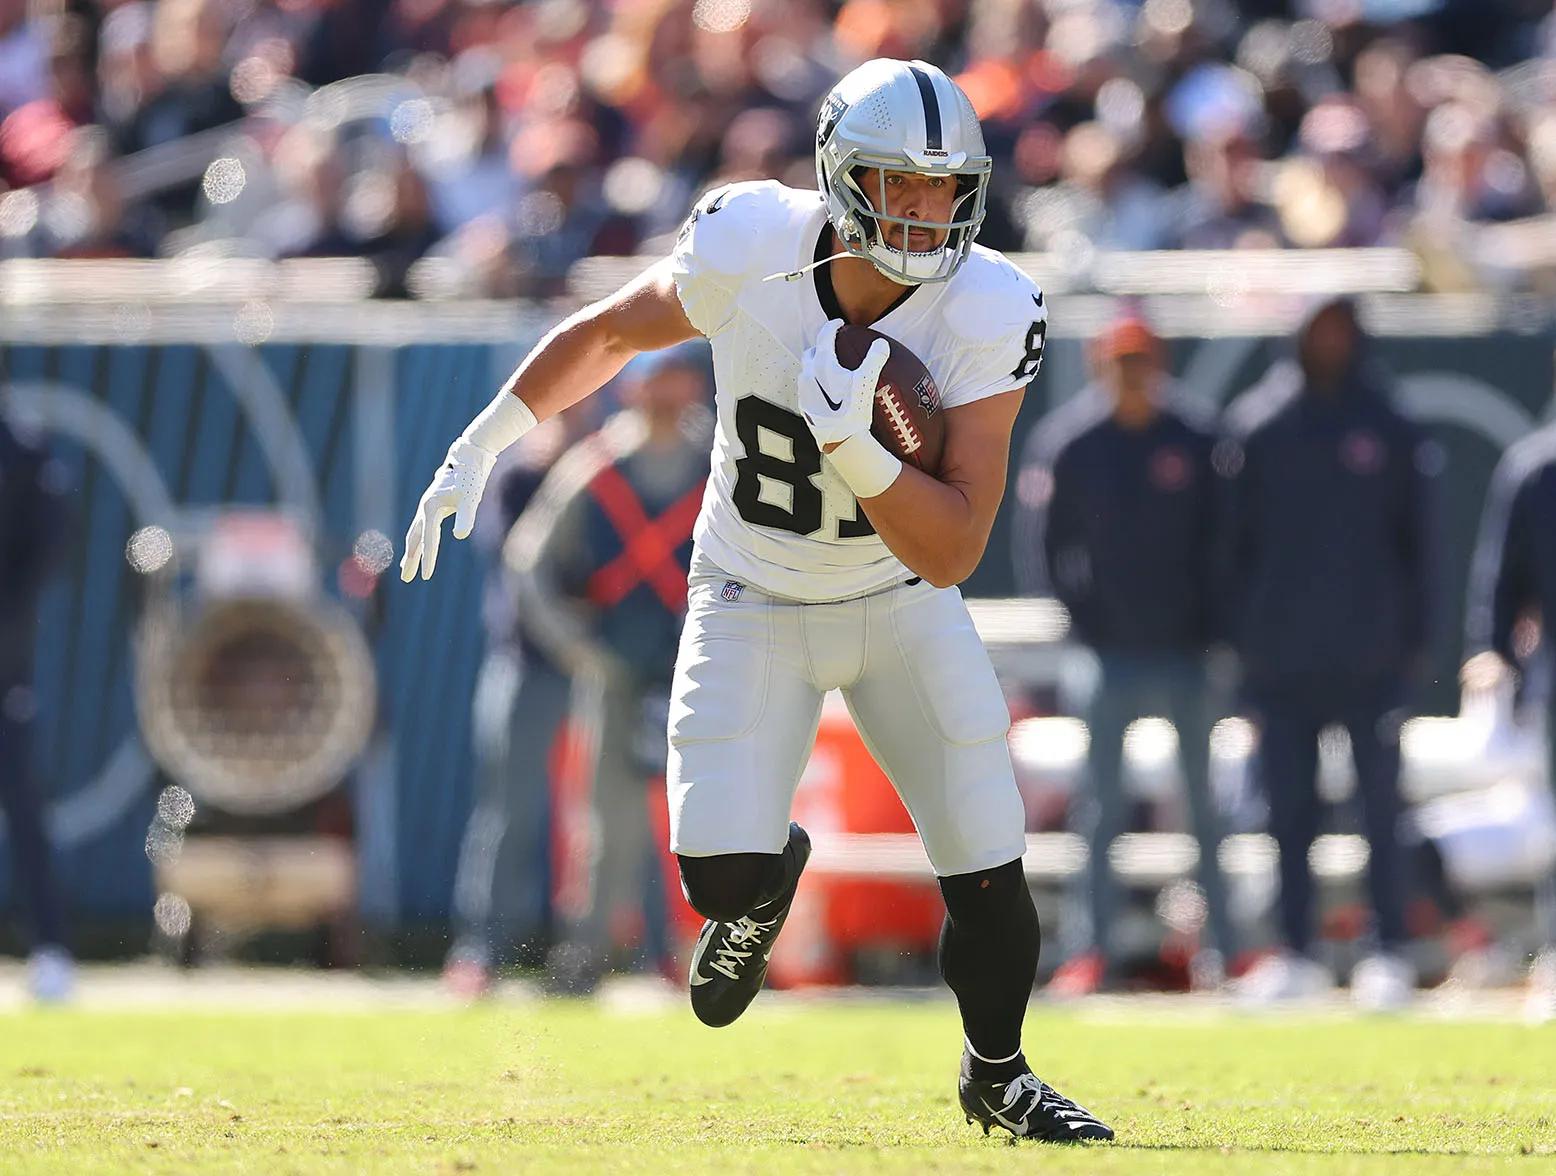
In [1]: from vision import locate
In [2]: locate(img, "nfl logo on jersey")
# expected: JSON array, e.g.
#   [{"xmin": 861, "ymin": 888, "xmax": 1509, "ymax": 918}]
[{"xmin": 720, "ymin": 580, "xmax": 744, "ymax": 602}]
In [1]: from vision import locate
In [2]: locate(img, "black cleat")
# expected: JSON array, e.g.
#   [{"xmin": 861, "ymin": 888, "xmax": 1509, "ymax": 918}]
[
  {"xmin": 960, "ymin": 1067, "xmax": 1114, "ymax": 1142},
  {"xmin": 688, "ymin": 823, "xmax": 810, "ymax": 1028}
]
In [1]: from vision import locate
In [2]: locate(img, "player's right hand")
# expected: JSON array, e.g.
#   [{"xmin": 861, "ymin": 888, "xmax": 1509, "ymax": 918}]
[
  {"xmin": 400, "ymin": 438, "xmax": 497, "ymax": 582},
  {"xmin": 799, "ymin": 318, "xmax": 889, "ymax": 449}
]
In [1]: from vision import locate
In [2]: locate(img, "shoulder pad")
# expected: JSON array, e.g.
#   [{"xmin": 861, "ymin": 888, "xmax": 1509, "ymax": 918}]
[
  {"xmin": 675, "ymin": 180, "xmax": 801, "ymax": 279},
  {"xmin": 941, "ymin": 248, "xmax": 1044, "ymax": 345}
]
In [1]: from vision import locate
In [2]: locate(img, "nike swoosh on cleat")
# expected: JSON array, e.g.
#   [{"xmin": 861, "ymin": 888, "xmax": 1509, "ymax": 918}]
[
  {"xmin": 818, "ymin": 381, "xmax": 843, "ymax": 412},
  {"xmin": 689, "ymin": 969, "xmax": 715, "ymax": 986}
]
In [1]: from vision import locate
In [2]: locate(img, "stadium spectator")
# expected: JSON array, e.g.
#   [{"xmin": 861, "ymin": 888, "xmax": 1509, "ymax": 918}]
[
  {"xmin": 416, "ymin": 51, "xmax": 520, "ymax": 239},
  {"xmin": 1405, "ymin": 100, "xmax": 1540, "ymax": 228},
  {"xmin": 0, "ymin": 390, "xmax": 74, "ymax": 1003},
  {"xmin": 505, "ymin": 116, "xmax": 637, "ymax": 298},
  {"xmin": 46, "ymin": 126, "xmax": 158, "ymax": 258},
  {"xmin": 0, "ymin": 13, "xmax": 93, "ymax": 190},
  {"xmin": 1463, "ymin": 417, "xmax": 1556, "ymax": 1023},
  {"xmin": 507, "ymin": 344, "xmax": 712, "ymax": 994},
  {"xmin": 0, "ymin": 0, "xmax": 48, "ymax": 122},
  {"xmin": 64, "ymin": 0, "xmax": 243, "ymax": 241},
  {"xmin": 1529, "ymin": 110, "xmax": 1556, "ymax": 214},
  {"xmin": 1218, "ymin": 296, "xmax": 1438, "ymax": 1011},
  {"xmin": 1014, "ymin": 315, "xmax": 1237, "ymax": 994},
  {"xmin": 4, "ymin": 1, "xmax": 1556, "ymax": 289},
  {"xmin": 1351, "ymin": 37, "xmax": 1426, "ymax": 200},
  {"xmin": 95, "ymin": 3, "xmax": 158, "ymax": 141},
  {"xmin": 350, "ymin": 151, "xmax": 439, "ymax": 298},
  {"xmin": 1174, "ymin": 125, "xmax": 1284, "ymax": 249},
  {"xmin": 442, "ymin": 406, "xmax": 597, "ymax": 999},
  {"xmin": 1021, "ymin": 121, "xmax": 1174, "ymax": 253},
  {"xmin": 249, "ymin": 123, "xmax": 355, "ymax": 258},
  {"xmin": 1281, "ymin": 96, "xmax": 1389, "ymax": 248}
]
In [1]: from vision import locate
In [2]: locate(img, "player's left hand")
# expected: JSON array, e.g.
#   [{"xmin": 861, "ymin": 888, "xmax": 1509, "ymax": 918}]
[
  {"xmin": 799, "ymin": 318, "xmax": 889, "ymax": 449},
  {"xmin": 400, "ymin": 438, "xmax": 497, "ymax": 582}
]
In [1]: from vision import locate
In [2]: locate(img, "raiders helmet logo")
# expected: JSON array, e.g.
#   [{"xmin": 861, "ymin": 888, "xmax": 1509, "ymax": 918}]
[{"xmin": 817, "ymin": 93, "xmax": 848, "ymax": 149}]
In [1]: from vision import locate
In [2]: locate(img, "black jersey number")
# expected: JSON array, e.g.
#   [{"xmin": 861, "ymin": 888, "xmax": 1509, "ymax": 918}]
[
  {"xmin": 1010, "ymin": 292, "xmax": 1047, "ymax": 382},
  {"xmin": 733, "ymin": 396, "xmax": 825, "ymax": 535},
  {"xmin": 731, "ymin": 397, "xmax": 876, "ymax": 539}
]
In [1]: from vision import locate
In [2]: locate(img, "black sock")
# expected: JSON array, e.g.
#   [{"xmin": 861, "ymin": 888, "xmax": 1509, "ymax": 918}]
[
  {"xmin": 753, "ymin": 827, "xmax": 805, "ymax": 909},
  {"xmin": 938, "ymin": 859, "xmax": 1040, "ymax": 1074},
  {"xmin": 678, "ymin": 850, "xmax": 785, "ymax": 923},
  {"xmin": 961, "ymin": 1048, "xmax": 1029, "ymax": 1084}
]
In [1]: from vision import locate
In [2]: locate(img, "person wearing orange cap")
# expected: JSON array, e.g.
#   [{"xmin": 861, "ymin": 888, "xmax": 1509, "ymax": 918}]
[{"xmin": 1014, "ymin": 314, "xmax": 1237, "ymax": 996}]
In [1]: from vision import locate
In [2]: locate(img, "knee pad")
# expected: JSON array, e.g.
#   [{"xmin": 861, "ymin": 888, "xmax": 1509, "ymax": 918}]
[{"xmin": 677, "ymin": 852, "xmax": 783, "ymax": 923}]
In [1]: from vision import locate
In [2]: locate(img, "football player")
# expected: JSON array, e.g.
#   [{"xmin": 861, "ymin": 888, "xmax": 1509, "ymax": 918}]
[{"xmin": 401, "ymin": 58, "xmax": 1112, "ymax": 1142}]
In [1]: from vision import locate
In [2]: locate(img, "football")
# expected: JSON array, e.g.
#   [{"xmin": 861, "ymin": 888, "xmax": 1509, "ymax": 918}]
[{"xmin": 833, "ymin": 324, "xmax": 946, "ymax": 477}]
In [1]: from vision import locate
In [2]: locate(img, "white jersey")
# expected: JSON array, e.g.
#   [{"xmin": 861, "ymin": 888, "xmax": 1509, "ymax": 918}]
[{"xmin": 668, "ymin": 180, "xmax": 1048, "ymax": 603}]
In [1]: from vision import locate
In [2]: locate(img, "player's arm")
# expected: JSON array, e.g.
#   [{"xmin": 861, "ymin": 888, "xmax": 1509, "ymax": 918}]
[
  {"xmin": 400, "ymin": 260, "xmax": 698, "ymax": 581},
  {"xmin": 800, "ymin": 281, "xmax": 1037, "ymax": 588},
  {"xmin": 1465, "ymin": 450, "xmax": 1538, "ymax": 679},
  {"xmin": 498, "ymin": 260, "xmax": 700, "ymax": 421},
  {"xmin": 853, "ymin": 389, "xmax": 1024, "ymax": 588}
]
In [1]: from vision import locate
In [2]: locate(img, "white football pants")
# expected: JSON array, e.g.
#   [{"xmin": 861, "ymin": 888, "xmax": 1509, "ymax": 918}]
[{"xmin": 667, "ymin": 572, "xmax": 1026, "ymax": 877}]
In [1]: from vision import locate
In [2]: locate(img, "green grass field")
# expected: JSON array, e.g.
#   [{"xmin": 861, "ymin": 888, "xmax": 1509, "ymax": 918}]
[{"xmin": 3, "ymin": 996, "xmax": 1554, "ymax": 1174}]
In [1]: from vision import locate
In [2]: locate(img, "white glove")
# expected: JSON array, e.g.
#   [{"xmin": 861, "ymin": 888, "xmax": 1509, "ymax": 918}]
[
  {"xmin": 400, "ymin": 438, "xmax": 497, "ymax": 582},
  {"xmin": 798, "ymin": 319, "xmax": 890, "ymax": 449},
  {"xmin": 400, "ymin": 390, "xmax": 537, "ymax": 582}
]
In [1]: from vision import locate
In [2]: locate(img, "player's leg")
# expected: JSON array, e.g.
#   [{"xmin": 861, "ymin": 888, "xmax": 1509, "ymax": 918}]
[
  {"xmin": 1250, "ymin": 688, "xmax": 1324, "ymax": 954},
  {"xmin": 0, "ymin": 681, "xmax": 71, "ymax": 1002},
  {"xmin": 1343, "ymin": 679, "xmax": 1417, "ymax": 1009},
  {"xmin": 1164, "ymin": 657, "xmax": 1238, "ymax": 971},
  {"xmin": 448, "ymin": 651, "xmax": 568, "ymax": 987},
  {"xmin": 548, "ymin": 677, "xmax": 657, "ymax": 993},
  {"xmin": 1235, "ymin": 684, "xmax": 1331, "ymax": 1002},
  {"xmin": 843, "ymin": 581, "xmax": 1111, "ymax": 1141},
  {"xmin": 668, "ymin": 578, "xmax": 823, "ymax": 1026},
  {"xmin": 1064, "ymin": 654, "xmax": 1142, "ymax": 990},
  {"xmin": 1531, "ymin": 713, "xmax": 1556, "ymax": 1022},
  {"xmin": 1342, "ymin": 680, "xmax": 1411, "ymax": 950}
]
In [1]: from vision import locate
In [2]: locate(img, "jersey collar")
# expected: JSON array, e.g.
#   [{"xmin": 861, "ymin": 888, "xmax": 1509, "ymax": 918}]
[{"xmin": 811, "ymin": 225, "xmax": 920, "ymax": 326}]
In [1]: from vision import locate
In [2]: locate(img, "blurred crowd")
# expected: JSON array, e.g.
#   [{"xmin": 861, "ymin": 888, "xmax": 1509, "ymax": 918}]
[{"xmin": 3, "ymin": 0, "xmax": 1556, "ymax": 295}]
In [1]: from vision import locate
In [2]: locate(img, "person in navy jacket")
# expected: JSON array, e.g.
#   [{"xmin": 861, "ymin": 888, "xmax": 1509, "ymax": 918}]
[
  {"xmin": 509, "ymin": 344, "xmax": 712, "ymax": 994},
  {"xmin": 1218, "ymin": 295, "xmax": 1437, "ymax": 1009},
  {"xmin": 1463, "ymin": 416, "xmax": 1556, "ymax": 1020},
  {"xmin": 0, "ymin": 394, "xmax": 73, "ymax": 1001},
  {"xmin": 1014, "ymin": 315, "xmax": 1237, "ymax": 994}
]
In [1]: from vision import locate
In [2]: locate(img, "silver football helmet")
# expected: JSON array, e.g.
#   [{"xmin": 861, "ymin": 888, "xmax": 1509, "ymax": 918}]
[{"xmin": 815, "ymin": 58, "xmax": 991, "ymax": 285}]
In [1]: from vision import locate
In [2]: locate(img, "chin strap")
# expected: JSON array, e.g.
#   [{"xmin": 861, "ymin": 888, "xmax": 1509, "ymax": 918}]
[{"xmin": 762, "ymin": 250, "xmax": 854, "ymax": 284}]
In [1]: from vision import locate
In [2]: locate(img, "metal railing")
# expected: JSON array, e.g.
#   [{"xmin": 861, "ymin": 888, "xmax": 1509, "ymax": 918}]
[{"xmin": 6, "ymin": 256, "xmax": 1555, "ymax": 347}]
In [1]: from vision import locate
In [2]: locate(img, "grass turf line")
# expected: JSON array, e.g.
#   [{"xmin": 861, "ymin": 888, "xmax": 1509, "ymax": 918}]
[{"xmin": 1, "ymin": 1002, "xmax": 1553, "ymax": 1174}]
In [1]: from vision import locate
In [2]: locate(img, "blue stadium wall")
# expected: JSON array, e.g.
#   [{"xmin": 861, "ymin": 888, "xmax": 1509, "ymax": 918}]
[{"xmin": 0, "ymin": 317, "xmax": 1552, "ymax": 932}]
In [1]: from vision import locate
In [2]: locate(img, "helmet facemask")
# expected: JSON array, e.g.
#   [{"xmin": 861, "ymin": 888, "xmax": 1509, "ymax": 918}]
[
  {"xmin": 813, "ymin": 59, "xmax": 993, "ymax": 285},
  {"xmin": 832, "ymin": 159, "xmax": 989, "ymax": 284}
]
